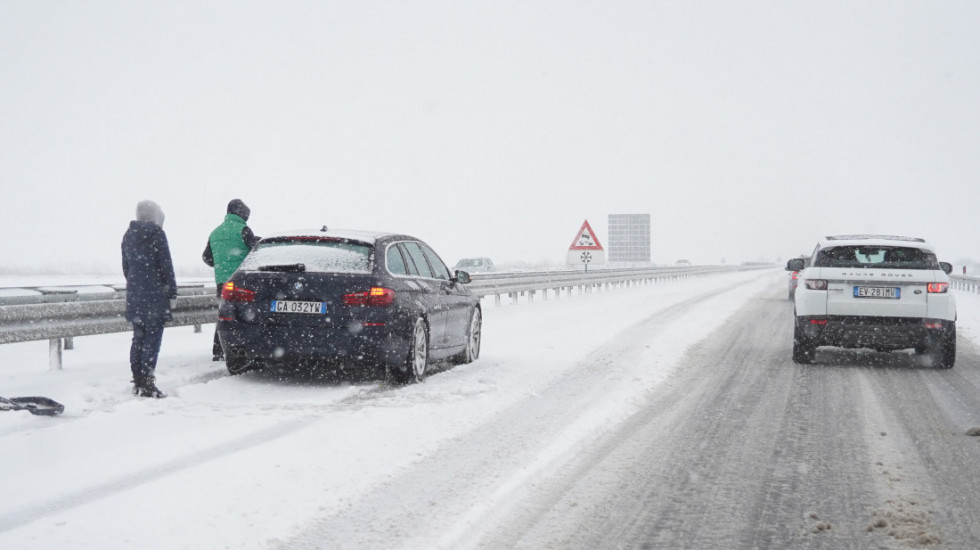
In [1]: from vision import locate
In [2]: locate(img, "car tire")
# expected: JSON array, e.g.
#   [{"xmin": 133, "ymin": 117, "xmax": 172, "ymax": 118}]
[
  {"xmin": 391, "ymin": 318, "xmax": 428, "ymax": 384},
  {"xmin": 454, "ymin": 307, "xmax": 482, "ymax": 365},
  {"xmin": 932, "ymin": 323, "xmax": 956, "ymax": 369},
  {"xmin": 792, "ymin": 319, "xmax": 816, "ymax": 364},
  {"xmin": 226, "ymin": 356, "xmax": 254, "ymax": 375}
]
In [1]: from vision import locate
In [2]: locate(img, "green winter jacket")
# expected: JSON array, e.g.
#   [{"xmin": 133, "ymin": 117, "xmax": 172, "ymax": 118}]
[{"xmin": 208, "ymin": 214, "xmax": 251, "ymax": 285}]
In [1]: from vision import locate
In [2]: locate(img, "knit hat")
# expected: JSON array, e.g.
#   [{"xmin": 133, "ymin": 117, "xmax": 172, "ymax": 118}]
[
  {"xmin": 227, "ymin": 199, "xmax": 250, "ymax": 221},
  {"xmin": 136, "ymin": 200, "xmax": 165, "ymax": 226}
]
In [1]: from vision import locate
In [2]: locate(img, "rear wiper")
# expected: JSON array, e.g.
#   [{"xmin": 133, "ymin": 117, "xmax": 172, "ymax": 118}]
[{"xmin": 258, "ymin": 263, "xmax": 306, "ymax": 273}]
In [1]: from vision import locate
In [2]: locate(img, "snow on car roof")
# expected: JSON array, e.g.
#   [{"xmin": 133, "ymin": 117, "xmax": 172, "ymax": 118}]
[
  {"xmin": 825, "ymin": 234, "xmax": 925, "ymax": 243},
  {"xmin": 259, "ymin": 228, "xmax": 411, "ymax": 245},
  {"xmin": 819, "ymin": 235, "xmax": 935, "ymax": 251}
]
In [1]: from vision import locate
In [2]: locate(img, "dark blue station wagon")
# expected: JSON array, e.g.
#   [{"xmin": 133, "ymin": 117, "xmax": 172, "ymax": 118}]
[{"xmin": 217, "ymin": 228, "xmax": 482, "ymax": 383}]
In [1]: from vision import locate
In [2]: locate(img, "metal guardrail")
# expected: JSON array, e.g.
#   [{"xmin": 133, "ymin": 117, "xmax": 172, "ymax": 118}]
[
  {"xmin": 0, "ymin": 265, "xmax": 769, "ymax": 370},
  {"xmin": 466, "ymin": 265, "xmax": 750, "ymax": 305},
  {"xmin": 0, "ymin": 284, "xmax": 219, "ymax": 370},
  {"xmin": 950, "ymin": 274, "xmax": 980, "ymax": 294}
]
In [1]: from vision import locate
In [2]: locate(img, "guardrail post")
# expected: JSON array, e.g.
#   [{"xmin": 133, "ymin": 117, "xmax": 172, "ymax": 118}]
[
  {"xmin": 64, "ymin": 336, "xmax": 74, "ymax": 350},
  {"xmin": 194, "ymin": 324, "xmax": 202, "ymax": 333},
  {"xmin": 49, "ymin": 338, "xmax": 63, "ymax": 370}
]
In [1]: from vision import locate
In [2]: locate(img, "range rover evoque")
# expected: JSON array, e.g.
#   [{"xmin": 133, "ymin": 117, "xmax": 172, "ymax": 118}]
[{"xmin": 786, "ymin": 235, "xmax": 956, "ymax": 368}]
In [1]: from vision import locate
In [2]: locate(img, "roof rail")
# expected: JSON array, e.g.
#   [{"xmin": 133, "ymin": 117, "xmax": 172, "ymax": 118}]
[{"xmin": 825, "ymin": 234, "xmax": 925, "ymax": 243}]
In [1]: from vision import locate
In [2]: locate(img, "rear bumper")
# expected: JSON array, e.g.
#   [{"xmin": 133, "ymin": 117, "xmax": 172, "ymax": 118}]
[
  {"xmin": 217, "ymin": 320, "xmax": 411, "ymax": 367},
  {"xmin": 797, "ymin": 315, "xmax": 954, "ymax": 351}
]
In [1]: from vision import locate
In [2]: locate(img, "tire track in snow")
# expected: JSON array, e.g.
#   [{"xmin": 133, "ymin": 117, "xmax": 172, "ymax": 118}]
[
  {"xmin": 274, "ymin": 276, "xmax": 766, "ymax": 550},
  {"xmin": 0, "ymin": 416, "xmax": 317, "ymax": 534},
  {"xmin": 0, "ymin": 377, "xmax": 399, "ymax": 533},
  {"xmin": 485, "ymin": 286, "xmax": 980, "ymax": 550}
]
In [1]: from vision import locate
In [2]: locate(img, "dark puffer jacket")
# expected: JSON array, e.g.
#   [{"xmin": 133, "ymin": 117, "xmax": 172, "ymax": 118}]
[{"xmin": 122, "ymin": 220, "xmax": 177, "ymax": 323}]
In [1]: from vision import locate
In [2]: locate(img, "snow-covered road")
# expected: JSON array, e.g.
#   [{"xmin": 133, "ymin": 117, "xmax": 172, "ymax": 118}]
[
  {"xmin": 479, "ymin": 284, "xmax": 980, "ymax": 549},
  {"xmin": 2, "ymin": 269, "xmax": 979, "ymax": 549}
]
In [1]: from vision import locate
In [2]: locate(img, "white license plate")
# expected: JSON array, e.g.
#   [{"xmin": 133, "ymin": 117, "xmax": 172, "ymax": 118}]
[
  {"xmin": 854, "ymin": 286, "xmax": 900, "ymax": 299},
  {"xmin": 270, "ymin": 300, "xmax": 326, "ymax": 314}
]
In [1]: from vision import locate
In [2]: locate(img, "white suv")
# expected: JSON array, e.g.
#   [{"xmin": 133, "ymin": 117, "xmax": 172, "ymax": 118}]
[{"xmin": 787, "ymin": 235, "xmax": 956, "ymax": 367}]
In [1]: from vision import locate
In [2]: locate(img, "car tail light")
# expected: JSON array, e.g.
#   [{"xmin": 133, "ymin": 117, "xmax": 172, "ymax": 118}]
[
  {"xmin": 343, "ymin": 287, "xmax": 395, "ymax": 306},
  {"xmin": 809, "ymin": 319, "xmax": 828, "ymax": 325},
  {"xmin": 804, "ymin": 279, "xmax": 828, "ymax": 290},
  {"xmin": 924, "ymin": 320, "xmax": 945, "ymax": 329},
  {"xmin": 222, "ymin": 282, "xmax": 256, "ymax": 303},
  {"xmin": 791, "ymin": 271, "xmax": 799, "ymax": 280},
  {"xmin": 927, "ymin": 283, "xmax": 948, "ymax": 294}
]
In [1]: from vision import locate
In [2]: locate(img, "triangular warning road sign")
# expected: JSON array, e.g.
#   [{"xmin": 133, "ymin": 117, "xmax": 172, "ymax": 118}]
[{"xmin": 569, "ymin": 220, "xmax": 603, "ymax": 250}]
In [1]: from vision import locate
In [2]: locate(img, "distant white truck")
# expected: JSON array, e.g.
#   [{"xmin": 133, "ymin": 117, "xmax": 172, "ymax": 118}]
[{"xmin": 787, "ymin": 235, "xmax": 956, "ymax": 367}]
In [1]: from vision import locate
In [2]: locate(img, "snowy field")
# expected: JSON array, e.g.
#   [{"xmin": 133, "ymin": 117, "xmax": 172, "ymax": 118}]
[{"xmin": 2, "ymin": 269, "xmax": 979, "ymax": 549}]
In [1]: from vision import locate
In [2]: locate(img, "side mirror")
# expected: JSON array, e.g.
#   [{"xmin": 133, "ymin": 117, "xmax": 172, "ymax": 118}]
[
  {"xmin": 939, "ymin": 262, "xmax": 952, "ymax": 275},
  {"xmin": 454, "ymin": 270, "xmax": 472, "ymax": 284},
  {"xmin": 786, "ymin": 258, "xmax": 805, "ymax": 271}
]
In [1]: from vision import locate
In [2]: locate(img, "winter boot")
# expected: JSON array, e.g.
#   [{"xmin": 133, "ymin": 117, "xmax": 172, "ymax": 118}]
[
  {"xmin": 136, "ymin": 375, "xmax": 166, "ymax": 398},
  {"xmin": 138, "ymin": 384, "xmax": 166, "ymax": 398}
]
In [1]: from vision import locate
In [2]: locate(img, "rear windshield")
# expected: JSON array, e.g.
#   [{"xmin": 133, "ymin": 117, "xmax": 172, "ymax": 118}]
[
  {"xmin": 239, "ymin": 238, "xmax": 373, "ymax": 273},
  {"xmin": 813, "ymin": 246, "xmax": 939, "ymax": 270}
]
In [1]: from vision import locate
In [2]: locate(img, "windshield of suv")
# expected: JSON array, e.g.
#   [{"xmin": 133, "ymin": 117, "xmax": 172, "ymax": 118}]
[
  {"xmin": 813, "ymin": 245, "xmax": 939, "ymax": 270},
  {"xmin": 239, "ymin": 238, "xmax": 373, "ymax": 273}
]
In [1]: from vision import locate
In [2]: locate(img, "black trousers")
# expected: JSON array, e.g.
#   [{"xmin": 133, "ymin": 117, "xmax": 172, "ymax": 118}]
[
  {"xmin": 213, "ymin": 287, "xmax": 224, "ymax": 358},
  {"xmin": 213, "ymin": 329, "xmax": 223, "ymax": 357},
  {"xmin": 130, "ymin": 319, "xmax": 165, "ymax": 383}
]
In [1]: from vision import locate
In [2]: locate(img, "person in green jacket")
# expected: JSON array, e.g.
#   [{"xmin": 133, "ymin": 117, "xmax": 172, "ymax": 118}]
[{"xmin": 203, "ymin": 199, "xmax": 260, "ymax": 360}]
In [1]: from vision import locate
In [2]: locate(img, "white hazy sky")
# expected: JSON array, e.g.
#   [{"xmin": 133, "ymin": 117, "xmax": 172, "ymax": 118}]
[{"xmin": 1, "ymin": 1, "xmax": 978, "ymax": 274}]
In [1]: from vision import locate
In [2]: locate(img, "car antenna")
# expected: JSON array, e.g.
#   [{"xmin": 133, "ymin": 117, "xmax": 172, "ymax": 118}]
[{"xmin": 320, "ymin": 225, "xmax": 329, "ymax": 232}]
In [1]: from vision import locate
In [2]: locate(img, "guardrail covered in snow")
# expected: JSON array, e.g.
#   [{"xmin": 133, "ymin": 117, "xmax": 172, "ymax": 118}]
[
  {"xmin": 950, "ymin": 274, "xmax": 980, "ymax": 295},
  {"xmin": 0, "ymin": 265, "xmax": 769, "ymax": 370},
  {"xmin": 466, "ymin": 264, "xmax": 747, "ymax": 304},
  {"xmin": 0, "ymin": 283, "xmax": 219, "ymax": 370}
]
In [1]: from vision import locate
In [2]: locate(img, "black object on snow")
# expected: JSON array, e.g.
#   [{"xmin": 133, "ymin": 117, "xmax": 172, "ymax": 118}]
[{"xmin": 0, "ymin": 395, "xmax": 65, "ymax": 416}]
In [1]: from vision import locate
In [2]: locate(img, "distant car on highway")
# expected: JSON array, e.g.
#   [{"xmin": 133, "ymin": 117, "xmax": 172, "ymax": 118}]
[
  {"xmin": 454, "ymin": 257, "xmax": 494, "ymax": 273},
  {"xmin": 788, "ymin": 235, "xmax": 955, "ymax": 367},
  {"xmin": 675, "ymin": 259, "xmax": 691, "ymax": 266},
  {"xmin": 217, "ymin": 228, "xmax": 482, "ymax": 383},
  {"xmin": 786, "ymin": 256, "xmax": 810, "ymax": 299}
]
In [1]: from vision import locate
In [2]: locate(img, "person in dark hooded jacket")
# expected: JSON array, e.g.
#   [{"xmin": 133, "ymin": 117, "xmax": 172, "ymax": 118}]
[
  {"xmin": 122, "ymin": 200, "xmax": 177, "ymax": 398},
  {"xmin": 203, "ymin": 199, "xmax": 260, "ymax": 360}
]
